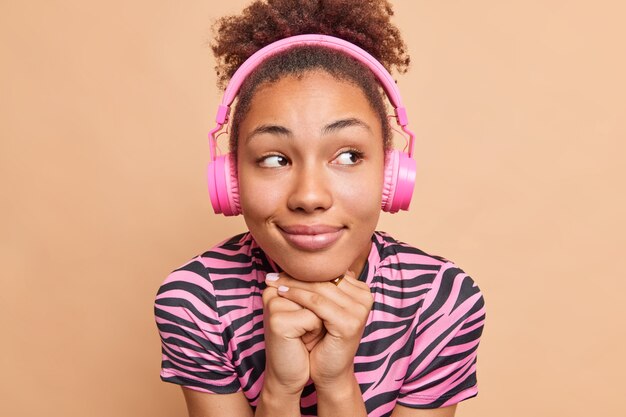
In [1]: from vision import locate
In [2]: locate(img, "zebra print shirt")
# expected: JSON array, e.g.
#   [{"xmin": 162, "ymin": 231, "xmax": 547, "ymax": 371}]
[{"xmin": 154, "ymin": 231, "xmax": 486, "ymax": 416}]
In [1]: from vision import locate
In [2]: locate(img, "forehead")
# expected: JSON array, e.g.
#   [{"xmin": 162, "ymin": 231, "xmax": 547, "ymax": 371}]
[{"xmin": 242, "ymin": 70, "xmax": 378, "ymax": 124}]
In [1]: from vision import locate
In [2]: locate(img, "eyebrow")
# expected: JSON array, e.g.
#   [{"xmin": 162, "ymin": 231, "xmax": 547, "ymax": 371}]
[
  {"xmin": 322, "ymin": 118, "xmax": 372, "ymax": 135},
  {"xmin": 246, "ymin": 117, "xmax": 372, "ymax": 143},
  {"xmin": 245, "ymin": 125, "xmax": 292, "ymax": 143}
]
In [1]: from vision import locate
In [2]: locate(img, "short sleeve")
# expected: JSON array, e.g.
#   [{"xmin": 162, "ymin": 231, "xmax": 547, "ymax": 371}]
[
  {"xmin": 398, "ymin": 262, "xmax": 486, "ymax": 408},
  {"xmin": 154, "ymin": 257, "xmax": 241, "ymax": 393}
]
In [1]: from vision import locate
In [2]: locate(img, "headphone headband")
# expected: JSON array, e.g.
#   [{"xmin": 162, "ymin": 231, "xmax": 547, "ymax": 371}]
[{"xmin": 210, "ymin": 34, "xmax": 415, "ymax": 158}]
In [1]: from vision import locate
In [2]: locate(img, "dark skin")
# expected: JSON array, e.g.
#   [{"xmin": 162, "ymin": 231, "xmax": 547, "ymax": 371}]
[{"xmin": 182, "ymin": 71, "xmax": 457, "ymax": 417}]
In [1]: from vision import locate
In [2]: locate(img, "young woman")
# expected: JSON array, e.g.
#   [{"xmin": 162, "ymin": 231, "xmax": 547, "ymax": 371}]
[{"xmin": 154, "ymin": 1, "xmax": 486, "ymax": 416}]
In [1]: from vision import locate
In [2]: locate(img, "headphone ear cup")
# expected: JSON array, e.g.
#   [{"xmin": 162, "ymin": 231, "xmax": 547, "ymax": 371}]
[
  {"xmin": 382, "ymin": 150, "xmax": 417, "ymax": 213},
  {"xmin": 381, "ymin": 150, "xmax": 399, "ymax": 212},
  {"xmin": 207, "ymin": 153, "xmax": 241, "ymax": 216},
  {"xmin": 223, "ymin": 153, "xmax": 241, "ymax": 216}
]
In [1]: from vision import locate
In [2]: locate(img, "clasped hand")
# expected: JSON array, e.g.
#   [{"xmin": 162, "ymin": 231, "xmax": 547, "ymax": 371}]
[{"xmin": 262, "ymin": 271, "xmax": 374, "ymax": 395}]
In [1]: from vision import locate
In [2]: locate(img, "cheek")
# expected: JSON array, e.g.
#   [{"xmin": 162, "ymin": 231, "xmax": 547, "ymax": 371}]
[
  {"xmin": 339, "ymin": 168, "xmax": 384, "ymax": 212},
  {"xmin": 237, "ymin": 166, "xmax": 285, "ymax": 222}
]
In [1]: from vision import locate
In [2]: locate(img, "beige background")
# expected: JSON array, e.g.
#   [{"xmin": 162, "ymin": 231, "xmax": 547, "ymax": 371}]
[{"xmin": 1, "ymin": 1, "xmax": 624, "ymax": 416}]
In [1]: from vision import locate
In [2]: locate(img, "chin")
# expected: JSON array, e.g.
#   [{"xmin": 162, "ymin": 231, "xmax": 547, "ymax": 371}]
[
  {"xmin": 268, "ymin": 238, "xmax": 367, "ymax": 282},
  {"xmin": 277, "ymin": 256, "xmax": 351, "ymax": 282}
]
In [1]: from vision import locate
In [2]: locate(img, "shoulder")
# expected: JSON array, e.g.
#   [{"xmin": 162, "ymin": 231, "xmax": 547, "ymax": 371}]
[
  {"xmin": 370, "ymin": 231, "xmax": 485, "ymax": 312},
  {"xmin": 154, "ymin": 232, "xmax": 261, "ymax": 318}
]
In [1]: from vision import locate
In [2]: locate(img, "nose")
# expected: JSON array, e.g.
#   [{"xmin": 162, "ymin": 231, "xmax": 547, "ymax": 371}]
[{"xmin": 286, "ymin": 162, "xmax": 333, "ymax": 213}]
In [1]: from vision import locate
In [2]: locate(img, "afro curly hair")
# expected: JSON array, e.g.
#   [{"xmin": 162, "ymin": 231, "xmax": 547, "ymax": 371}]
[{"xmin": 211, "ymin": 0, "xmax": 410, "ymax": 89}]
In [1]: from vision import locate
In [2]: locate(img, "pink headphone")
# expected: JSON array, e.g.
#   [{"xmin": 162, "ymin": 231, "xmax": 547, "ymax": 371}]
[{"xmin": 208, "ymin": 34, "xmax": 416, "ymax": 216}]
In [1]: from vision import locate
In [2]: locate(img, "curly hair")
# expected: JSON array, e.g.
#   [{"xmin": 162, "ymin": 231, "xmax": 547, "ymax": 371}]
[
  {"xmin": 210, "ymin": 0, "xmax": 410, "ymax": 153},
  {"xmin": 212, "ymin": 0, "xmax": 409, "ymax": 88}
]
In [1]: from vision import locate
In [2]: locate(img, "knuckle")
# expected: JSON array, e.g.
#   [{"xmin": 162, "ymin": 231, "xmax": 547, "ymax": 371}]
[
  {"xmin": 262, "ymin": 288, "xmax": 276, "ymax": 303},
  {"xmin": 264, "ymin": 295, "xmax": 283, "ymax": 311},
  {"xmin": 344, "ymin": 316, "xmax": 362, "ymax": 331},
  {"xmin": 355, "ymin": 300, "xmax": 373, "ymax": 319},
  {"xmin": 266, "ymin": 313, "xmax": 286, "ymax": 332},
  {"xmin": 357, "ymin": 289, "xmax": 374, "ymax": 308},
  {"xmin": 309, "ymin": 293, "xmax": 324, "ymax": 307},
  {"xmin": 362, "ymin": 304, "xmax": 373, "ymax": 319}
]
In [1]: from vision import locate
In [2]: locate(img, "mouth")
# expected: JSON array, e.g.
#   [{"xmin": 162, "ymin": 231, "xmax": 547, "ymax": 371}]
[{"xmin": 277, "ymin": 224, "xmax": 346, "ymax": 251}]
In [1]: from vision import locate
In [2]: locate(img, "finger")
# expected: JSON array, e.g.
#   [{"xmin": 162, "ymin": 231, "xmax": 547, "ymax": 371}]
[
  {"xmin": 267, "ymin": 272, "xmax": 358, "ymax": 309},
  {"xmin": 302, "ymin": 326, "xmax": 326, "ymax": 351},
  {"xmin": 278, "ymin": 286, "xmax": 369, "ymax": 339},
  {"xmin": 312, "ymin": 271, "xmax": 373, "ymax": 311},
  {"xmin": 265, "ymin": 285, "xmax": 326, "ymax": 349},
  {"xmin": 267, "ymin": 271, "xmax": 351, "ymax": 287},
  {"xmin": 339, "ymin": 270, "xmax": 368, "ymax": 290},
  {"xmin": 276, "ymin": 285, "xmax": 344, "ymax": 326},
  {"xmin": 263, "ymin": 286, "xmax": 306, "ymax": 313},
  {"xmin": 336, "ymin": 272, "xmax": 374, "ymax": 309},
  {"xmin": 266, "ymin": 307, "xmax": 323, "ymax": 339}
]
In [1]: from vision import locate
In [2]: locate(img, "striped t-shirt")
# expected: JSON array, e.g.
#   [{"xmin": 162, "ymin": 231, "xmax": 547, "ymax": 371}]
[{"xmin": 154, "ymin": 231, "xmax": 486, "ymax": 416}]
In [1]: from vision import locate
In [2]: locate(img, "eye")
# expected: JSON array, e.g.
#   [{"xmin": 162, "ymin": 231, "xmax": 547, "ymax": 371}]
[
  {"xmin": 258, "ymin": 154, "xmax": 289, "ymax": 168},
  {"xmin": 332, "ymin": 150, "xmax": 364, "ymax": 165}
]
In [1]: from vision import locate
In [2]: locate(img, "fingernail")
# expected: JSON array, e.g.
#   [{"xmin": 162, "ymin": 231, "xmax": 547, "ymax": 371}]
[
  {"xmin": 278, "ymin": 285, "xmax": 289, "ymax": 293},
  {"xmin": 265, "ymin": 273, "xmax": 279, "ymax": 282}
]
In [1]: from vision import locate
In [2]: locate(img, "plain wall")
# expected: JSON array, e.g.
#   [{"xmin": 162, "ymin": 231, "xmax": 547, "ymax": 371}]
[{"xmin": 1, "ymin": 1, "xmax": 624, "ymax": 416}]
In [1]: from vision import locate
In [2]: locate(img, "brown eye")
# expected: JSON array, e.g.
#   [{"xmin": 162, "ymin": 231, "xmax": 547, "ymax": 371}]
[
  {"xmin": 259, "ymin": 155, "xmax": 289, "ymax": 168},
  {"xmin": 333, "ymin": 151, "xmax": 363, "ymax": 165}
]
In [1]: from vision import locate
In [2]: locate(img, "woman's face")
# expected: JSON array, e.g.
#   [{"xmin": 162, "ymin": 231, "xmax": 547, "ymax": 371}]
[{"xmin": 237, "ymin": 70, "xmax": 385, "ymax": 282}]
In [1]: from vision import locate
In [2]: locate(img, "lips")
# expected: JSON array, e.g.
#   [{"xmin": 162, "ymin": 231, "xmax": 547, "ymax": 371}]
[{"xmin": 278, "ymin": 224, "xmax": 345, "ymax": 251}]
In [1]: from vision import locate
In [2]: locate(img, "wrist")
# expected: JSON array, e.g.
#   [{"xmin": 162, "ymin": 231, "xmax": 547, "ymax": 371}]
[
  {"xmin": 256, "ymin": 380, "xmax": 303, "ymax": 417},
  {"xmin": 315, "ymin": 373, "xmax": 367, "ymax": 417},
  {"xmin": 313, "ymin": 371, "xmax": 358, "ymax": 398},
  {"xmin": 262, "ymin": 373, "xmax": 305, "ymax": 398}
]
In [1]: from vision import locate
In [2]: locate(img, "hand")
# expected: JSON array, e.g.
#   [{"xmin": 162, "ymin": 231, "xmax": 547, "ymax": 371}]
[
  {"xmin": 261, "ymin": 282, "xmax": 324, "ymax": 396},
  {"xmin": 264, "ymin": 271, "xmax": 374, "ymax": 391}
]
